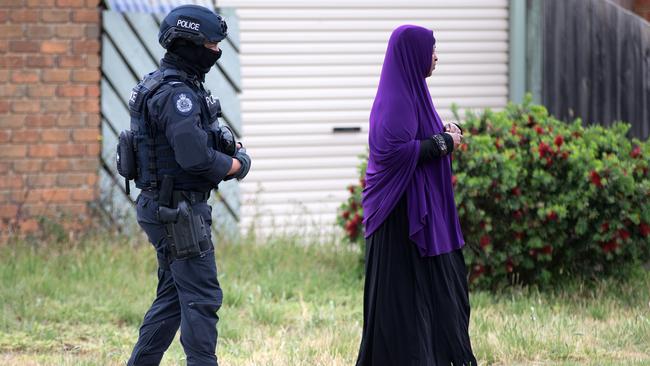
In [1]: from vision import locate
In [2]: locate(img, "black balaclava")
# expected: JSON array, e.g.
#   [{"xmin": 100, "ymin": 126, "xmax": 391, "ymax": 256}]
[{"xmin": 163, "ymin": 40, "xmax": 222, "ymax": 79}]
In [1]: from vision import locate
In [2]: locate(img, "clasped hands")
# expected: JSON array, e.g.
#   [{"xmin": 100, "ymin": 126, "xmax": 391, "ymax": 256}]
[{"xmin": 443, "ymin": 122, "xmax": 464, "ymax": 150}]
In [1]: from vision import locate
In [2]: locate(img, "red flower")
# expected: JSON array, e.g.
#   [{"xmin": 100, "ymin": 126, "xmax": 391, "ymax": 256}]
[
  {"xmin": 350, "ymin": 201, "xmax": 357, "ymax": 211},
  {"xmin": 479, "ymin": 235, "xmax": 491, "ymax": 249},
  {"xmin": 589, "ymin": 171, "xmax": 603, "ymax": 188},
  {"xmin": 505, "ymin": 262, "xmax": 514, "ymax": 273},
  {"xmin": 630, "ymin": 145, "xmax": 642, "ymax": 159},
  {"xmin": 360, "ymin": 178, "xmax": 366, "ymax": 189},
  {"xmin": 600, "ymin": 222, "xmax": 609, "ymax": 232},
  {"xmin": 546, "ymin": 211, "xmax": 558, "ymax": 221},
  {"xmin": 452, "ymin": 175, "xmax": 457, "ymax": 186},
  {"xmin": 347, "ymin": 184, "xmax": 355, "ymax": 193},
  {"xmin": 352, "ymin": 213, "xmax": 361, "ymax": 225},
  {"xmin": 513, "ymin": 210, "xmax": 523, "ymax": 220},
  {"xmin": 561, "ymin": 151, "xmax": 569, "ymax": 160},
  {"xmin": 541, "ymin": 245, "xmax": 553, "ymax": 255},
  {"xmin": 640, "ymin": 223, "xmax": 650, "ymax": 238},
  {"xmin": 601, "ymin": 240, "xmax": 619, "ymax": 253},
  {"xmin": 341, "ymin": 211, "xmax": 350, "ymax": 220},
  {"xmin": 554, "ymin": 135, "xmax": 564, "ymax": 147},
  {"xmin": 511, "ymin": 187, "xmax": 522, "ymax": 196},
  {"xmin": 545, "ymin": 157, "xmax": 553, "ymax": 167},
  {"xmin": 535, "ymin": 125, "xmax": 544, "ymax": 135},
  {"xmin": 460, "ymin": 143, "xmax": 468, "ymax": 152},
  {"xmin": 510, "ymin": 125, "xmax": 517, "ymax": 135},
  {"xmin": 538, "ymin": 142, "xmax": 551, "ymax": 158},
  {"xmin": 529, "ymin": 249, "xmax": 537, "ymax": 257},
  {"xmin": 515, "ymin": 231, "xmax": 525, "ymax": 241},
  {"xmin": 618, "ymin": 229, "xmax": 630, "ymax": 241}
]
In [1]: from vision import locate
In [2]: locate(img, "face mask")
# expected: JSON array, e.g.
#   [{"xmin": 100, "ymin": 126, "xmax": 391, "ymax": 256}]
[{"xmin": 171, "ymin": 43, "xmax": 222, "ymax": 74}]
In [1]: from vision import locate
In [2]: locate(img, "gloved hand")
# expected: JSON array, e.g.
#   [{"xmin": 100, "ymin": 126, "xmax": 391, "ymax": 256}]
[{"xmin": 232, "ymin": 146, "xmax": 250, "ymax": 180}]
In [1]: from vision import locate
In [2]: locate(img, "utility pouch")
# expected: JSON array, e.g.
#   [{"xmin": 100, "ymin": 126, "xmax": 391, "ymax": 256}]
[
  {"xmin": 158, "ymin": 201, "xmax": 208, "ymax": 260},
  {"xmin": 116, "ymin": 130, "xmax": 137, "ymax": 179}
]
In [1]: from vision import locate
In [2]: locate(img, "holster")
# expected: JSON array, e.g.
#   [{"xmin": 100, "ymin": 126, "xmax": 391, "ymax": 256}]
[{"xmin": 156, "ymin": 176, "xmax": 211, "ymax": 260}]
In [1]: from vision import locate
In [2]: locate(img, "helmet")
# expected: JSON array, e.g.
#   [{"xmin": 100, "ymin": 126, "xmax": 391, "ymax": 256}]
[{"xmin": 158, "ymin": 5, "xmax": 228, "ymax": 50}]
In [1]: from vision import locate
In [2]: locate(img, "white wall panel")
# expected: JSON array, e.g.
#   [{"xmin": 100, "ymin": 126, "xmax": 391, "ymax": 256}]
[{"xmin": 218, "ymin": 0, "xmax": 510, "ymax": 236}]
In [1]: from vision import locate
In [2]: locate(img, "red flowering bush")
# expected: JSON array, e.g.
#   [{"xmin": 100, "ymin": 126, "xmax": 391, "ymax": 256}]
[
  {"xmin": 338, "ymin": 98, "xmax": 650, "ymax": 288},
  {"xmin": 337, "ymin": 153, "xmax": 367, "ymax": 245}
]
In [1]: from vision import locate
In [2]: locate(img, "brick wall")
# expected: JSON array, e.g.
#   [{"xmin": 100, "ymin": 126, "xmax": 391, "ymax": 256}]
[
  {"xmin": 0, "ymin": 0, "xmax": 101, "ymax": 234},
  {"xmin": 634, "ymin": 0, "xmax": 650, "ymax": 20}
]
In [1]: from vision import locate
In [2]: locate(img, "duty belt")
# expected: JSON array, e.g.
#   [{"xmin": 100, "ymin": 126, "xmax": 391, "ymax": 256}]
[{"xmin": 141, "ymin": 189, "xmax": 210, "ymax": 206}]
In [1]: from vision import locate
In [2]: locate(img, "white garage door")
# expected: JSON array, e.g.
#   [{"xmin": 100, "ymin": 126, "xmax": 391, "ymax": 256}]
[{"xmin": 217, "ymin": 0, "xmax": 510, "ymax": 238}]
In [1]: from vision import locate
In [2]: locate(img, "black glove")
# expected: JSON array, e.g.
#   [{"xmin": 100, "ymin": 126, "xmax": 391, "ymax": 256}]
[
  {"xmin": 231, "ymin": 146, "xmax": 250, "ymax": 181},
  {"xmin": 214, "ymin": 125, "xmax": 237, "ymax": 157}
]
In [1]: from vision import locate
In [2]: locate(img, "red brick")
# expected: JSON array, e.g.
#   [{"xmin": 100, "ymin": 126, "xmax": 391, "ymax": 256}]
[
  {"xmin": 71, "ymin": 69, "xmax": 99, "ymax": 83},
  {"xmin": 41, "ymin": 10, "xmax": 70, "ymax": 23},
  {"xmin": 86, "ymin": 142, "xmax": 100, "ymax": 155},
  {"xmin": 1, "ymin": 145, "xmax": 27, "ymax": 158},
  {"xmin": 42, "ymin": 99, "xmax": 71, "ymax": 113},
  {"xmin": 13, "ymin": 159, "xmax": 43, "ymax": 173},
  {"xmin": 58, "ymin": 143, "xmax": 86, "ymax": 157},
  {"xmin": 58, "ymin": 55, "xmax": 85, "ymax": 68},
  {"xmin": 0, "ymin": 175, "xmax": 24, "ymax": 189},
  {"xmin": 0, "ymin": 100, "xmax": 9, "ymax": 114},
  {"xmin": 41, "ymin": 188, "xmax": 72, "ymax": 202},
  {"xmin": 86, "ymin": 173, "xmax": 97, "ymax": 185},
  {"xmin": 27, "ymin": 0, "xmax": 56, "ymax": 7},
  {"xmin": 0, "ymin": 204, "xmax": 19, "ymax": 219},
  {"xmin": 0, "ymin": 130, "xmax": 9, "ymax": 143},
  {"xmin": 11, "ymin": 10, "xmax": 40, "ymax": 23},
  {"xmin": 0, "ymin": 85, "xmax": 27, "ymax": 98},
  {"xmin": 19, "ymin": 219, "xmax": 39, "ymax": 233},
  {"xmin": 21, "ymin": 203, "xmax": 49, "ymax": 216},
  {"xmin": 0, "ymin": 24, "xmax": 25, "ymax": 39},
  {"xmin": 85, "ymin": 23, "xmax": 100, "ymax": 39},
  {"xmin": 56, "ymin": 85, "xmax": 86, "ymax": 97},
  {"xmin": 0, "ymin": 10, "xmax": 8, "ymax": 22},
  {"xmin": 12, "ymin": 100, "xmax": 40, "ymax": 113},
  {"xmin": 25, "ymin": 56, "xmax": 54, "ymax": 68},
  {"xmin": 29, "ymin": 144, "xmax": 58, "ymax": 158},
  {"xmin": 0, "ymin": 55, "xmax": 24, "ymax": 68},
  {"xmin": 85, "ymin": 113, "xmax": 100, "ymax": 127},
  {"xmin": 56, "ymin": 172, "xmax": 89, "ymax": 186},
  {"xmin": 2, "ymin": 0, "xmax": 26, "ymax": 7},
  {"xmin": 0, "ymin": 40, "xmax": 7, "ymax": 53},
  {"xmin": 55, "ymin": 24, "xmax": 85, "ymax": 38},
  {"xmin": 43, "ymin": 69, "xmax": 70, "ymax": 83},
  {"xmin": 12, "ymin": 130, "xmax": 39, "ymax": 143},
  {"xmin": 25, "ymin": 25, "xmax": 54, "ymax": 39},
  {"xmin": 20, "ymin": 190, "xmax": 43, "ymax": 203},
  {"xmin": 28, "ymin": 85, "xmax": 56, "ymax": 97},
  {"xmin": 56, "ymin": 0, "xmax": 86, "ymax": 7},
  {"xmin": 86, "ymin": 85, "xmax": 99, "ymax": 97},
  {"xmin": 72, "ymin": 39, "xmax": 99, "ymax": 54},
  {"xmin": 42, "ymin": 159, "xmax": 70, "ymax": 172},
  {"xmin": 27, "ymin": 174, "xmax": 58, "ymax": 188},
  {"xmin": 72, "ymin": 188, "xmax": 95, "ymax": 201},
  {"xmin": 11, "ymin": 70, "xmax": 40, "ymax": 84},
  {"xmin": 9, "ymin": 40, "xmax": 40, "ymax": 53},
  {"xmin": 72, "ymin": 128, "xmax": 99, "ymax": 142},
  {"xmin": 72, "ymin": 9, "xmax": 98, "ymax": 23},
  {"xmin": 56, "ymin": 114, "xmax": 85, "ymax": 127},
  {"xmin": 85, "ymin": 54, "xmax": 100, "ymax": 68},
  {"xmin": 41, "ymin": 41, "xmax": 69, "ymax": 54},
  {"xmin": 0, "ymin": 161, "xmax": 10, "ymax": 174},
  {"xmin": 25, "ymin": 114, "xmax": 55, "ymax": 128},
  {"xmin": 68, "ymin": 158, "xmax": 96, "ymax": 171},
  {"xmin": 71, "ymin": 99, "xmax": 99, "ymax": 112},
  {"xmin": 40, "ymin": 128, "xmax": 70, "ymax": 142},
  {"xmin": 1, "ymin": 114, "xmax": 26, "ymax": 128}
]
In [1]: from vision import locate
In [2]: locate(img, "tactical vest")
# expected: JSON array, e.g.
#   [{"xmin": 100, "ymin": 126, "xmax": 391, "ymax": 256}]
[{"xmin": 116, "ymin": 67, "xmax": 233, "ymax": 193}]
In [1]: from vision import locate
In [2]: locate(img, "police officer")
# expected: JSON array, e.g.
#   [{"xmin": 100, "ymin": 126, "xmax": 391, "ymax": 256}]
[{"xmin": 124, "ymin": 5, "xmax": 250, "ymax": 366}]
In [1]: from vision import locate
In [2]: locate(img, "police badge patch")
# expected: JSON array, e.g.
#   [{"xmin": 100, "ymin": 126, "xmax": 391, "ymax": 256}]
[{"xmin": 174, "ymin": 93, "xmax": 194, "ymax": 115}]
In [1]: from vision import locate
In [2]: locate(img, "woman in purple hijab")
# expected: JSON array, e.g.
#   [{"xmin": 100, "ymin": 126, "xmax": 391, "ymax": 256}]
[{"xmin": 356, "ymin": 25, "xmax": 477, "ymax": 366}]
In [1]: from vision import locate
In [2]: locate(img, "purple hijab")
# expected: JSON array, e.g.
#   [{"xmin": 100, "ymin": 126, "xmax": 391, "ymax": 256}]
[{"xmin": 362, "ymin": 25, "xmax": 465, "ymax": 257}]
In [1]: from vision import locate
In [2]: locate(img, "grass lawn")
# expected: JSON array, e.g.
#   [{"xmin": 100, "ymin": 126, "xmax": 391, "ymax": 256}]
[{"xmin": 0, "ymin": 233, "xmax": 649, "ymax": 365}]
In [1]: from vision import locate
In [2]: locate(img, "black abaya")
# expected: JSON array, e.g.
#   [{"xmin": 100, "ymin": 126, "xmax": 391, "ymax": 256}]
[{"xmin": 356, "ymin": 194, "xmax": 477, "ymax": 366}]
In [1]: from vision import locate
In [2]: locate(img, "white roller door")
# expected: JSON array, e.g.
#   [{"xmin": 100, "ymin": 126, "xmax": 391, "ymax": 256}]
[{"xmin": 217, "ymin": 0, "xmax": 510, "ymax": 237}]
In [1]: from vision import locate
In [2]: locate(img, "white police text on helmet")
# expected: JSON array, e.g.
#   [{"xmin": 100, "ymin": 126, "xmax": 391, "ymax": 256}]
[{"xmin": 177, "ymin": 19, "xmax": 200, "ymax": 31}]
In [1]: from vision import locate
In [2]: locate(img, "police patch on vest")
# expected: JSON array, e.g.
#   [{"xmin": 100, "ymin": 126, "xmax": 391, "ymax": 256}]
[{"xmin": 174, "ymin": 93, "xmax": 194, "ymax": 115}]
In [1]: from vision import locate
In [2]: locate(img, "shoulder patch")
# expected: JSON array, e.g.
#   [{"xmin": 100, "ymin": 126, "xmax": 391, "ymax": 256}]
[{"xmin": 173, "ymin": 92, "xmax": 195, "ymax": 116}]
